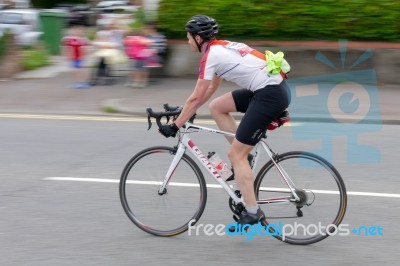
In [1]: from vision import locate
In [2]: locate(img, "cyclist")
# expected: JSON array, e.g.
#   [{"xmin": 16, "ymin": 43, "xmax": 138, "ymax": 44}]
[{"xmin": 159, "ymin": 15, "xmax": 291, "ymax": 226}]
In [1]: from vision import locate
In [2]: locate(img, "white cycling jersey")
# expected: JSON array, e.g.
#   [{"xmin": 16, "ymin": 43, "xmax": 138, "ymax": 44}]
[{"xmin": 199, "ymin": 40, "xmax": 283, "ymax": 92}]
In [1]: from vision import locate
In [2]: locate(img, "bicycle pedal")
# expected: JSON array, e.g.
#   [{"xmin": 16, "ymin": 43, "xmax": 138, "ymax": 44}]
[{"xmin": 232, "ymin": 214, "xmax": 239, "ymax": 222}]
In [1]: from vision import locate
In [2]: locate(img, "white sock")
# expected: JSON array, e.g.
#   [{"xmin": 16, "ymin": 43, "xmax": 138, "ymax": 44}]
[{"xmin": 246, "ymin": 206, "xmax": 259, "ymax": 214}]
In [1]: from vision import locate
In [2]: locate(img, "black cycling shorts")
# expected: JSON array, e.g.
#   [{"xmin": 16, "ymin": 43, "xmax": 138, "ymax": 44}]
[{"xmin": 232, "ymin": 80, "xmax": 291, "ymax": 146}]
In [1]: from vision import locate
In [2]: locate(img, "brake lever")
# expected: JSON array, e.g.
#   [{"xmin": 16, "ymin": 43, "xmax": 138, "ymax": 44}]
[
  {"xmin": 189, "ymin": 113, "xmax": 196, "ymax": 123},
  {"xmin": 146, "ymin": 108, "xmax": 153, "ymax": 130},
  {"xmin": 147, "ymin": 115, "xmax": 152, "ymax": 130}
]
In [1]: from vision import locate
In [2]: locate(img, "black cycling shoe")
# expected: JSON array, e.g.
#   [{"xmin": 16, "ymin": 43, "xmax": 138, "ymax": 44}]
[
  {"xmin": 229, "ymin": 208, "xmax": 265, "ymax": 232},
  {"xmin": 225, "ymin": 154, "xmax": 254, "ymax": 182}
]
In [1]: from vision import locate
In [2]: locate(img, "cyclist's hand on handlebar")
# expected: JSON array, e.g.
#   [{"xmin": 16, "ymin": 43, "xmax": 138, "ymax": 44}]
[{"xmin": 159, "ymin": 123, "xmax": 179, "ymax": 138}]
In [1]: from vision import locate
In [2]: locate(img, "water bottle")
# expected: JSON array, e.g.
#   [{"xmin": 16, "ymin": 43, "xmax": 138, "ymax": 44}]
[{"xmin": 207, "ymin": 152, "xmax": 233, "ymax": 181}]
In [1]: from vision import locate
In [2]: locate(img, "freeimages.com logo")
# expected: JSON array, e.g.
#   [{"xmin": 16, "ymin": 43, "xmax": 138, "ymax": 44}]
[{"xmin": 188, "ymin": 220, "xmax": 384, "ymax": 241}]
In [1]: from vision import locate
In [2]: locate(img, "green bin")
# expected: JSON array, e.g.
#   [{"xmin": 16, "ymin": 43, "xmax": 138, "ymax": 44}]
[{"xmin": 39, "ymin": 10, "xmax": 67, "ymax": 55}]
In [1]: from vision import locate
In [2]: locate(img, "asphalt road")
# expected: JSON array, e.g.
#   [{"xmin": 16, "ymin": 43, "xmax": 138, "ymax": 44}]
[{"xmin": 1, "ymin": 115, "xmax": 399, "ymax": 266}]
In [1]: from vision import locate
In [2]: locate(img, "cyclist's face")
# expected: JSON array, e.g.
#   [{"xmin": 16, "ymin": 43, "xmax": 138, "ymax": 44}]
[{"xmin": 187, "ymin": 32, "xmax": 198, "ymax": 52}]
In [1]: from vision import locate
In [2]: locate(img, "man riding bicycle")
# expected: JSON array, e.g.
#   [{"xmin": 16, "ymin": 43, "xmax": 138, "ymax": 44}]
[{"xmin": 159, "ymin": 15, "xmax": 291, "ymax": 226}]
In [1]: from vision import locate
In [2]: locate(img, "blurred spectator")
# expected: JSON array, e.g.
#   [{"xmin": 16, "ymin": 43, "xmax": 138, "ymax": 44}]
[
  {"xmin": 94, "ymin": 20, "xmax": 127, "ymax": 49},
  {"xmin": 144, "ymin": 22, "xmax": 167, "ymax": 67},
  {"xmin": 61, "ymin": 24, "xmax": 91, "ymax": 89},
  {"xmin": 90, "ymin": 20, "xmax": 128, "ymax": 85},
  {"xmin": 123, "ymin": 27, "xmax": 154, "ymax": 87}
]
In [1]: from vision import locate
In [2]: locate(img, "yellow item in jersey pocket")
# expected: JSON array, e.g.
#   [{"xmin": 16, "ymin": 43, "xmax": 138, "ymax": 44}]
[{"xmin": 265, "ymin": 50, "xmax": 291, "ymax": 74}]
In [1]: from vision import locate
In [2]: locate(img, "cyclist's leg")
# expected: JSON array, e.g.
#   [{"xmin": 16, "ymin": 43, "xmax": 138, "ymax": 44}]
[
  {"xmin": 231, "ymin": 83, "xmax": 290, "ymax": 212},
  {"xmin": 227, "ymin": 138, "xmax": 266, "ymax": 227},
  {"xmin": 209, "ymin": 89, "xmax": 253, "ymax": 144},
  {"xmin": 228, "ymin": 140, "xmax": 256, "ymax": 206},
  {"xmin": 209, "ymin": 92, "xmax": 237, "ymax": 143}
]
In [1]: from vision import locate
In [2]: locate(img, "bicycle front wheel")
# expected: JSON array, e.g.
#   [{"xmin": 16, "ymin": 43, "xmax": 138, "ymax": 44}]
[
  {"xmin": 120, "ymin": 146, "xmax": 207, "ymax": 236},
  {"xmin": 254, "ymin": 151, "xmax": 347, "ymax": 245}
]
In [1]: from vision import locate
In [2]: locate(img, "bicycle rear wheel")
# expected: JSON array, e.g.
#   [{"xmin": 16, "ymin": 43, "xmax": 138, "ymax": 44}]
[
  {"xmin": 120, "ymin": 146, "xmax": 207, "ymax": 236},
  {"xmin": 254, "ymin": 151, "xmax": 347, "ymax": 245}
]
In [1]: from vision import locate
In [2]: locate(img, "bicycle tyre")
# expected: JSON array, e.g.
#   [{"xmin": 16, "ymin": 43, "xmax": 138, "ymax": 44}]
[
  {"xmin": 120, "ymin": 146, "xmax": 207, "ymax": 236},
  {"xmin": 254, "ymin": 151, "xmax": 347, "ymax": 245}
]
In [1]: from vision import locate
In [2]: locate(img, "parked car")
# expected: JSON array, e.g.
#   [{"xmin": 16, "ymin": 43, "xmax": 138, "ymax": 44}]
[
  {"xmin": 0, "ymin": 4, "xmax": 8, "ymax": 10},
  {"xmin": 54, "ymin": 3, "xmax": 98, "ymax": 26},
  {"xmin": 0, "ymin": 0, "xmax": 31, "ymax": 9},
  {"xmin": 96, "ymin": 1, "xmax": 129, "ymax": 9},
  {"xmin": 0, "ymin": 9, "xmax": 42, "ymax": 46},
  {"xmin": 96, "ymin": 5, "xmax": 137, "ymax": 27}
]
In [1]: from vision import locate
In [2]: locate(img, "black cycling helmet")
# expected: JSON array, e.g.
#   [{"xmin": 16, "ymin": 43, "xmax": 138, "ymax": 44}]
[{"xmin": 185, "ymin": 15, "xmax": 218, "ymax": 52}]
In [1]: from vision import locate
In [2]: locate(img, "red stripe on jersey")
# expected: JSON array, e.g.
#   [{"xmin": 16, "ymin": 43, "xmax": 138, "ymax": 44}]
[
  {"xmin": 199, "ymin": 44, "xmax": 211, "ymax": 79},
  {"xmin": 250, "ymin": 49, "xmax": 266, "ymax": 60},
  {"xmin": 210, "ymin": 40, "xmax": 230, "ymax": 46},
  {"xmin": 199, "ymin": 40, "xmax": 230, "ymax": 79}
]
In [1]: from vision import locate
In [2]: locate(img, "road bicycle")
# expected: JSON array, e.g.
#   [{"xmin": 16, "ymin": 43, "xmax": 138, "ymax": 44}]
[{"xmin": 119, "ymin": 104, "xmax": 347, "ymax": 245}]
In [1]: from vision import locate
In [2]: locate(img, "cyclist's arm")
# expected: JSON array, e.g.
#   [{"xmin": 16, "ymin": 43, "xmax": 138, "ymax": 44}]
[{"xmin": 174, "ymin": 76, "xmax": 222, "ymax": 128}]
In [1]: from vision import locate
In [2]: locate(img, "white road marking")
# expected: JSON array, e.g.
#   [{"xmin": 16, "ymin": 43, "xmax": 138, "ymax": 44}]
[{"xmin": 44, "ymin": 177, "xmax": 400, "ymax": 198}]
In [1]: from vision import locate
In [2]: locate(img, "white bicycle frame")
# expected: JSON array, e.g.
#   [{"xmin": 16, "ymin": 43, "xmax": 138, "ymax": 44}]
[{"xmin": 157, "ymin": 122, "xmax": 301, "ymax": 205}]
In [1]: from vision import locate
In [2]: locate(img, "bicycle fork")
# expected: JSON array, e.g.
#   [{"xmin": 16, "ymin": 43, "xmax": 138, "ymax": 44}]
[{"xmin": 157, "ymin": 143, "xmax": 186, "ymax": 195}]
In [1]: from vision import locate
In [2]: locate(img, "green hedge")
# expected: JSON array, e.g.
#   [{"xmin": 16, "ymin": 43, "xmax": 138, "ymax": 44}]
[
  {"xmin": 21, "ymin": 45, "xmax": 50, "ymax": 70},
  {"xmin": 0, "ymin": 35, "xmax": 5, "ymax": 60},
  {"xmin": 158, "ymin": 0, "xmax": 400, "ymax": 41}
]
